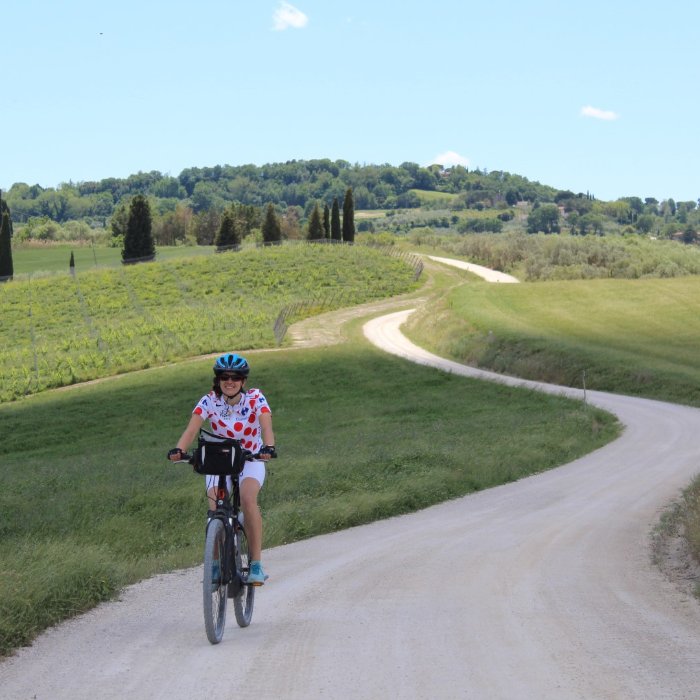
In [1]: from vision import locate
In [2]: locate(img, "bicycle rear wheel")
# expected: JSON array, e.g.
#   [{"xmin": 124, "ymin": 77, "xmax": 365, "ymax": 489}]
[
  {"xmin": 233, "ymin": 526, "xmax": 255, "ymax": 627},
  {"xmin": 203, "ymin": 518, "xmax": 228, "ymax": 644}
]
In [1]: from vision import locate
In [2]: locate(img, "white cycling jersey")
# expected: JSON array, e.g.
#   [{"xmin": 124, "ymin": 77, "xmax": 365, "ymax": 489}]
[
  {"xmin": 193, "ymin": 388, "xmax": 271, "ymax": 454},
  {"xmin": 194, "ymin": 388, "xmax": 271, "ymax": 490}
]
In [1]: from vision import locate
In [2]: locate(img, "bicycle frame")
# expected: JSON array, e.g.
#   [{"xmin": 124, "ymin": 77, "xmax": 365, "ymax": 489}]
[{"xmin": 207, "ymin": 474, "xmax": 246, "ymax": 595}]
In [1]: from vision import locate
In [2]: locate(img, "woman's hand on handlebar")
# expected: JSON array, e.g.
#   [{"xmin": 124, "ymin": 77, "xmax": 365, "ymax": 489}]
[
  {"xmin": 167, "ymin": 447, "xmax": 191, "ymax": 462},
  {"xmin": 256, "ymin": 445, "xmax": 277, "ymax": 460},
  {"xmin": 239, "ymin": 445, "xmax": 277, "ymax": 462}
]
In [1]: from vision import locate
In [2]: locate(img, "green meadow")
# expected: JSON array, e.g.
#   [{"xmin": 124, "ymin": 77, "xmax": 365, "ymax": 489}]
[
  {"xmin": 406, "ymin": 274, "xmax": 700, "ymax": 407},
  {"xmin": 10, "ymin": 243, "xmax": 216, "ymax": 275},
  {"xmin": 0, "ymin": 335, "xmax": 618, "ymax": 655},
  {"xmin": 5, "ymin": 241, "xmax": 700, "ymax": 655},
  {"xmin": 408, "ymin": 189, "xmax": 459, "ymax": 205}
]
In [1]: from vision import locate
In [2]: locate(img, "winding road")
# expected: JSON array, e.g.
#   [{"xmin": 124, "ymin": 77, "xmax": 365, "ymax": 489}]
[{"xmin": 2, "ymin": 259, "xmax": 700, "ymax": 699}]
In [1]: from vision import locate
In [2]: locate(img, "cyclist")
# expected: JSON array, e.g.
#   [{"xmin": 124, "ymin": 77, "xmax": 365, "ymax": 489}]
[{"xmin": 169, "ymin": 352, "xmax": 276, "ymax": 585}]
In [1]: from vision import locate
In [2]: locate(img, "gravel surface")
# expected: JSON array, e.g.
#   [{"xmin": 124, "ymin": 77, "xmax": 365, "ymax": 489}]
[
  {"xmin": 3, "ymin": 260, "xmax": 700, "ymax": 699},
  {"xmin": 427, "ymin": 255, "xmax": 520, "ymax": 283}
]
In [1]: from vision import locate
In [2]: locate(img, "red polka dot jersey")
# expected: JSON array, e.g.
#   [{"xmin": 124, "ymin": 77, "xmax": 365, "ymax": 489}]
[{"xmin": 193, "ymin": 389, "xmax": 271, "ymax": 454}]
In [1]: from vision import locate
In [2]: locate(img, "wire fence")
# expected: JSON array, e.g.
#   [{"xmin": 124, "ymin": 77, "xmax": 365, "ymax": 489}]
[{"xmin": 273, "ymin": 292, "xmax": 350, "ymax": 346}]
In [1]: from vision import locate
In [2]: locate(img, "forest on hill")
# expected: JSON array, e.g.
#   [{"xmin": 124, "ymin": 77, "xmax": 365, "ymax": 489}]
[
  {"xmin": 3, "ymin": 160, "xmax": 558, "ymax": 222},
  {"xmin": 2, "ymin": 159, "xmax": 698, "ymax": 246}
]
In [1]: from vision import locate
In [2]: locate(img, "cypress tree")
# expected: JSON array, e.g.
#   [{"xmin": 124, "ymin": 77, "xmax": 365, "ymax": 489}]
[
  {"xmin": 331, "ymin": 197, "xmax": 341, "ymax": 241},
  {"xmin": 342, "ymin": 187, "xmax": 355, "ymax": 243},
  {"xmin": 215, "ymin": 209, "xmax": 241, "ymax": 249},
  {"xmin": 307, "ymin": 203, "xmax": 324, "ymax": 241},
  {"xmin": 0, "ymin": 210, "xmax": 13, "ymax": 281},
  {"xmin": 262, "ymin": 203, "xmax": 282, "ymax": 244},
  {"xmin": 122, "ymin": 194, "xmax": 155, "ymax": 263},
  {"xmin": 0, "ymin": 190, "xmax": 13, "ymax": 280},
  {"xmin": 323, "ymin": 203, "xmax": 331, "ymax": 239},
  {"xmin": 69, "ymin": 250, "xmax": 75, "ymax": 274},
  {"xmin": 0, "ymin": 191, "xmax": 13, "ymax": 238}
]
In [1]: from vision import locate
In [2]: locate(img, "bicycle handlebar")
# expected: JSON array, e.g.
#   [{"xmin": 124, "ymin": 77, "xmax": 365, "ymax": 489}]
[{"xmin": 168, "ymin": 448, "xmax": 263, "ymax": 464}]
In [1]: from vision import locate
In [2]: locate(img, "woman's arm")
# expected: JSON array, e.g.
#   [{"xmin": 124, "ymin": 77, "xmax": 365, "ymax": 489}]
[
  {"xmin": 169, "ymin": 413, "xmax": 204, "ymax": 459},
  {"xmin": 259, "ymin": 411, "xmax": 275, "ymax": 449}
]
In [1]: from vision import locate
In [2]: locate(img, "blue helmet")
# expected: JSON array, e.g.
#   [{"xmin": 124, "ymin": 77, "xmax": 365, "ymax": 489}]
[{"xmin": 213, "ymin": 353, "xmax": 250, "ymax": 376}]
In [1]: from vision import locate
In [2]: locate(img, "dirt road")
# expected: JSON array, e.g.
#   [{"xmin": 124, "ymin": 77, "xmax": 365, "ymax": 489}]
[
  {"xmin": 3, "ymin": 277, "xmax": 700, "ymax": 698},
  {"xmin": 427, "ymin": 255, "xmax": 520, "ymax": 283}
]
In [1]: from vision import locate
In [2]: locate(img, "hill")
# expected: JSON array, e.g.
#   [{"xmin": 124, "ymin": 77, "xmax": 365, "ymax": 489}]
[{"xmin": 3, "ymin": 158, "xmax": 698, "ymax": 266}]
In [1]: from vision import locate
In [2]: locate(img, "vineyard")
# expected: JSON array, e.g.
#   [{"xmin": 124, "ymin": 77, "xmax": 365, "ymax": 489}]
[{"xmin": 0, "ymin": 244, "xmax": 421, "ymax": 402}]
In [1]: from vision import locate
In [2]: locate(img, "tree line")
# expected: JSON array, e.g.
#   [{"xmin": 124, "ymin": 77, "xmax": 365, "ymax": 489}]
[
  {"xmin": 120, "ymin": 189, "xmax": 356, "ymax": 262},
  {"xmin": 2, "ymin": 160, "xmax": 564, "ymax": 226},
  {"xmin": 524, "ymin": 194, "xmax": 699, "ymax": 242},
  {"xmin": 3, "ymin": 158, "xmax": 698, "ymax": 248}
]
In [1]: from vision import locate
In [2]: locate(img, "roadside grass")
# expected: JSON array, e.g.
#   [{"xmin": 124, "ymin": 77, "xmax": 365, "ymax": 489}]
[
  {"xmin": 408, "ymin": 231, "xmax": 700, "ymax": 281},
  {"xmin": 684, "ymin": 477, "xmax": 700, "ymax": 594},
  {"xmin": 0, "ymin": 339, "xmax": 618, "ymax": 655},
  {"xmin": 651, "ymin": 475, "xmax": 700, "ymax": 599},
  {"xmin": 405, "ymin": 275, "xmax": 700, "ymax": 407}
]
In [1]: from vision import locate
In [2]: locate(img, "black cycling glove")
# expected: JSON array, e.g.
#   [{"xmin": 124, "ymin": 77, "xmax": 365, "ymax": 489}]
[{"xmin": 259, "ymin": 445, "xmax": 277, "ymax": 459}]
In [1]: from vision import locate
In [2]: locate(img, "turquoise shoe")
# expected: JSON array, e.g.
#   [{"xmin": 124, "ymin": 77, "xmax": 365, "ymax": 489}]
[{"xmin": 247, "ymin": 560, "xmax": 268, "ymax": 585}]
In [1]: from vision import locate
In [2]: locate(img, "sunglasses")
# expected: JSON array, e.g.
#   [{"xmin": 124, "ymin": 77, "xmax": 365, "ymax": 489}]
[{"xmin": 218, "ymin": 373, "xmax": 245, "ymax": 382}]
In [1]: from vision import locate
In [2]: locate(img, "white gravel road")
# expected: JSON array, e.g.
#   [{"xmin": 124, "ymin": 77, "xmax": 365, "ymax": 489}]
[
  {"xmin": 3, "ymin": 263, "xmax": 700, "ymax": 699},
  {"xmin": 427, "ymin": 255, "xmax": 520, "ymax": 283}
]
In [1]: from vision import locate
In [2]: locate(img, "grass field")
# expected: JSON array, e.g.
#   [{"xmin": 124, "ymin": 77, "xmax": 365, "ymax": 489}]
[
  {"xmin": 405, "ymin": 275, "xmax": 700, "ymax": 407},
  {"xmin": 4, "ymin": 241, "xmax": 700, "ymax": 656},
  {"xmin": 355, "ymin": 209, "xmax": 390, "ymax": 220},
  {"xmin": 10, "ymin": 243, "xmax": 217, "ymax": 276},
  {"xmin": 409, "ymin": 189, "xmax": 459, "ymax": 205},
  {"xmin": 0, "ymin": 334, "xmax": 618, "ymax": 655}
]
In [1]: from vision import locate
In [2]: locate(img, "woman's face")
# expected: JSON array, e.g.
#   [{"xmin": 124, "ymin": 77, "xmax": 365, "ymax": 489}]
[{"xmin": 217, "ymin": 372, "xmax": 246, "ymax": 395}]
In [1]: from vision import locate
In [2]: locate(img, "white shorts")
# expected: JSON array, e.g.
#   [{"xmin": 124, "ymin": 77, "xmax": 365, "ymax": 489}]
[{"xmin": 205, "ymin": 459, "xmax": 266, "ymax": 492}]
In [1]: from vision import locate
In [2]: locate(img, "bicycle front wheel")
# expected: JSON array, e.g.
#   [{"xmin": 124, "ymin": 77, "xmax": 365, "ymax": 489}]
[
  {"xmin": 233, "ymin": 526, "xmax": 255, "ymax": 627},
  {"xmin": 203, "ymin": 518, "xmax": 228, "ymax": 644}
]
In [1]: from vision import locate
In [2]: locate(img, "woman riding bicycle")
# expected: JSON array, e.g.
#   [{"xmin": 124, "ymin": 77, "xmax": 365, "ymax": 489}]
[{"xmin": 169, "ymin": 352, "xmax": 276, "ymax": 585}]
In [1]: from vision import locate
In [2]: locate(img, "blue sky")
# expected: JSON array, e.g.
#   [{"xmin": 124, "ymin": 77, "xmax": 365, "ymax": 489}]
[{"xmin": 3, "ymin": 0, "xmax": 698, "ymax": 202}]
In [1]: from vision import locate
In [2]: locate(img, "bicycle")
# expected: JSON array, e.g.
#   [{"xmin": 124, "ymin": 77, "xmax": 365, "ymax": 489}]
[{"xmin": 171, "ymin": 431, "xmax": 259, "ymax": 644}]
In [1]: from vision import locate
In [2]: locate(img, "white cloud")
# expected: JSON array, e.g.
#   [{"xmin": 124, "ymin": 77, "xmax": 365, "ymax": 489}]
[
  {"xmin": 272, "ymin": 2, "xmax": 308, "ymax": 31},
  {"xmin": 581, "ymin": 105, "xmax": 619, "ymax": 121},
  {"xmin": 429, "ymin": 151, "xmax": 470, "ymax": 168}
]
